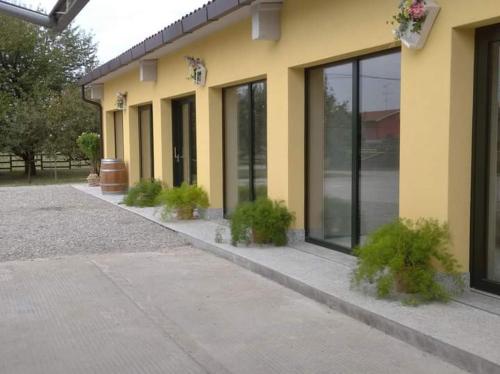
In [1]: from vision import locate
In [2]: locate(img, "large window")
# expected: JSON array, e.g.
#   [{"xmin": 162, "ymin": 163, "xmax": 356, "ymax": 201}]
[
  {"xmin": 307, "ymin": 50, "xmax": 401, "ymax": 251},
  {"xmin": 224, "ymin": 81, "xmax": 267, "ymax": 214}
]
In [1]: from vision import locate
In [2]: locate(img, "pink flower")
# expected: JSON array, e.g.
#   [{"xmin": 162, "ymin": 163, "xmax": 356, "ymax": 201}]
[{"xmin": 408, "ymin": 1, "xmax": 426, "ymax": 20}]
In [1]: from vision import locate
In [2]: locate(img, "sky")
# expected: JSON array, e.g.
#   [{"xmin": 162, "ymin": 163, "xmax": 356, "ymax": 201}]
[{"xmin": 14, "ymin": 0, "xmax": 208, "ymax": 64}]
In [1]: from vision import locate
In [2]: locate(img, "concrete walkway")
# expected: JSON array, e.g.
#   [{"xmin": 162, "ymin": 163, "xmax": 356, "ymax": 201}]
[
  {"xmin": 74, "ymin": 184, "xmax": 500, "ymax": 374},
  {"xmin": 0, "ymin": 254, "xmax": 463, "ymax": 374},
  {"xmin": 0, "ymin": 185, "xmax": 465, "ymax": 373}
]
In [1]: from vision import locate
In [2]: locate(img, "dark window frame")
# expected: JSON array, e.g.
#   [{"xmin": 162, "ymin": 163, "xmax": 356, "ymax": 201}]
[
  {"xmin": 171, "ymin": 95, "xmax": 197, "ymax": 186},
  {"xmin": 113, "ymin": 110, "xmax": 123, "ymax": 160},
  {"xmin": 222, "ymin": 79, "xmax": 267, "ymax": 216},
  {"xmin": 138, "ymin": 104, "xmax": 154, "ymax": 180},
  {"xmin": 305, "ymin": 48, "xmax": 401, "ymax": 254},
  {"xmin": 471, "ymin": 24, "xmax": 500, "ymax": 295}
]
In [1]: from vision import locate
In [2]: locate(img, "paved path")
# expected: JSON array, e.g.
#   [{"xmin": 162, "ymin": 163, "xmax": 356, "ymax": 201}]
[{"xmin": 0, "ymin": 185, "xmax": 465, "ymax": 373}]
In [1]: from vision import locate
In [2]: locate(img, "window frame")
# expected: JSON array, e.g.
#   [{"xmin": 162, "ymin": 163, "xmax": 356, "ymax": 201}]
[
  {"xmin": 113, "ymin": 110, "xmax": 124, "ymax": 160},
  {"xmin": 305, "ymin": 48, "xmax": 401, "ymax": 254},
  {"xmin": 222, "ymin": 79, "xmax": 267, "ymax": 216},
  {"xmin": 470, "ymin": 24, "xmax": 500, "ymax": 295},
  {"xmin": 138, "ymin": 104, "xmax": 154, "ymax": 180}
]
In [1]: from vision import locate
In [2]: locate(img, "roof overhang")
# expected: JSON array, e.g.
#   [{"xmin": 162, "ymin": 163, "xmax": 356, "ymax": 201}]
[
  {"xmin": 0, "ymin": 0, "xmax": 89, "ymax": 31},
  {"xmin": 81, "ymin": 0, "xmax": 264, "ymax": 86}
]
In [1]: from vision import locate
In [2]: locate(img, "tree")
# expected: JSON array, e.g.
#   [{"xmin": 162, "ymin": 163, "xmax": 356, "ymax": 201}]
[
  {"xmin": 0, "ymin": 12, "xmax": 98, "ymax": 176},
  {"xmin": 46, "ymin": 86, "xmax": 99, "ymax": 160},
  {"xmin": 2, "ymin": 87, "xmax": 52, "ymax": 178}
]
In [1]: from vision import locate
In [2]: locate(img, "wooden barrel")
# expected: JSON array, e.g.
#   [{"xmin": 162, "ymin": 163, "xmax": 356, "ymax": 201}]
[{"xmin": 100, "ymin": 159, "xmax": 128, "ymax": 195}]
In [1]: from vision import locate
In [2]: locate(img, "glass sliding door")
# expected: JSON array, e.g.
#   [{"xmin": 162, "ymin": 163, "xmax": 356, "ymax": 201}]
[
  {"xmin": 114, "ymin": 111, "xmax": 124, "ymax": 160},
  {"xmin": 307, "ymin": 50, "xmax": 401, "ymax": 252},
  {"xmin": 224, "ymin": 81, "xmax": 267, "ymax": 214},
  {"xmin": 359, "ymin": 53, "xmax": 401, "ymax": 244},
  {"xmin": 138, "ymin": 104, "xmax": 154, "ymax": 180},
  {"xmin": 307, "ymin": 64, "xmax": 353, "ymax": 248},
  {"xmin": 472, "ymin": 24, "xmax": 500, "ymax": 295},
  {"xmin": 172, "ymin": 96, "xmax": 197, "ymax": 186}
]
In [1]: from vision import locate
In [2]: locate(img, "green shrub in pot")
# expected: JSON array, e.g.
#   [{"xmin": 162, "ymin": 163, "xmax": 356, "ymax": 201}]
[
  {"xmin": 123, "ymin": 179, "xmax": 163, "ymax": 207},
  {"xmin": 352, "ymin": 218, "xmax": 464, "ymax": 305},
  {"xmin": 158, "ymin": 183, "xmax": 209, "ymax": 220},
  {"xmin": 230, "ymin": 197, "xmax": 295, "ymax": 247},
  {"xmin": 76, "ymin": 132, "xmax": 101, "ymax": 174}
]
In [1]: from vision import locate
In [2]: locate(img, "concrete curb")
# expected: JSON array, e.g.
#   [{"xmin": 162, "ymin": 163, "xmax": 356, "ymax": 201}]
[{"xmin": 74, "ymin": 185, "xmax": 499, "ymax": 374}]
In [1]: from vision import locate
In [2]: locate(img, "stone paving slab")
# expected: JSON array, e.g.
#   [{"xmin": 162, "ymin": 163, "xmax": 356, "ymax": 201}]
[
  {"xmin": 74, "ymin": 184, "xmax": 500, "ymax": 374},
  {"xmin": 0, "ymin": 256, "xmax": 207, "ymax": 374}
]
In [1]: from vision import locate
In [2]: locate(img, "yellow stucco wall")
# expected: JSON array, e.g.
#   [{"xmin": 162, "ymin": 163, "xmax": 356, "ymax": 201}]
[{"xmin": 99, "ymin": 0, "xmax": 500, "ymax": 268}]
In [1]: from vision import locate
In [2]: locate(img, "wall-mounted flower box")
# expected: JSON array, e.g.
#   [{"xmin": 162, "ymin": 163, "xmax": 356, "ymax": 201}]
[
  {"xmin": 116, "ymin": 92, "xmax": 127, "ymax": 110},
  {"xmin": 392, "ymin": 0, "xmax": 440, "ymax": 50},
  {"xmin": 185, "ymin": 56, "xmax": 207, "ymax": 87}
]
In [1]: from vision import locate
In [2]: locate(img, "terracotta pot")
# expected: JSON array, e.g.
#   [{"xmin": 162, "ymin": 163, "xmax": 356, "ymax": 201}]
[
  {"xmin": 176, "ymin": 206, "xmax": 194, "ymax": 220},
  {"xmin": 394, "ymin": 271, "xmax": 416, "ymax": 294},
  {"xmin": 252, "ymin": 227, "xmax": 268, "ymax": 244},
  {"xmin": 87, "ymin": 173, "xmax": 100, "ymax": 187}
]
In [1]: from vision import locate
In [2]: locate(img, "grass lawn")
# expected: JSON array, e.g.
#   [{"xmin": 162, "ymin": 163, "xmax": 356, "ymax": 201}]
[{"xmin": 0, "ymin": 169, "xmax": 89, "ymax": 187}]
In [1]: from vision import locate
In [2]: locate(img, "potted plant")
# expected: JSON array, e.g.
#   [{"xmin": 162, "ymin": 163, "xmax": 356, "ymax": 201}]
[
  {"xmin": 123, "ymin": 179, "xmax": 163, "ymax": 207},
  {"xmin": 185, "ymin": 56, "xmax": 207, "ymax": 87},
  {"xmin": 158, "ymin": 183, "xmax": 209, "ymax": 220},
  {"xmin": 390, "ymin": 0, "xmax": 440, "ymax": 49},
  {"xmin": 116, "ymin": 92, "xmax": 127, "ymax": 110},
  {"xmin": 230, "ymin": 197, "xmax": 295, "ymax": 247},
  {"xmin": 352, "ymin": 218, "xmax": 464, "ymax": 305},
  {"xmin": 76, "ymin": 132, "xmax": 101, "ymax": 186}
]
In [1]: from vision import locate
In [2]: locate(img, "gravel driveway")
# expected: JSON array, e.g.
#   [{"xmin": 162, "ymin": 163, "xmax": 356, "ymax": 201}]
[{"xmin": 0, "ymin": 185, "xmax": 187, "ymax": 262}]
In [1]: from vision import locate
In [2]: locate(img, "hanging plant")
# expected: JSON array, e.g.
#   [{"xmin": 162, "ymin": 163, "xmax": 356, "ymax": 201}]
[
  {"xmin": 116, "ymin": 91, "xmax": 127, "ymax": 110},
  {"xmin": 185, "ymin": 56, "xmax": 207, "ymax": 87},
  {"xmin": 390, "ymin": 0, "xmax": 440, "ymax": 49}
]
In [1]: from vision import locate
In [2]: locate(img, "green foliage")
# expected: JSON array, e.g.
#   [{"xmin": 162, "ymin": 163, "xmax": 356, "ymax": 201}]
[
  {"xmin": 158, "ymin": 183, "xmax": 209, "ymax": 220},
  {"xmin": 230, "ymin": 197, "xmax": 295, "ymax": 247},
  {"xmin": 46, "ymin": 86, "xmax": 99, "ymax": 159},
  {"xmin": 76, "ymin": 132, "xmax": 100, "ymax": 174},
  {"xmin": 352, "ymin": 218, "xmax": 464, "ymax": 305},
  {"xmin": 123, "ymin": 179, "xmax": 163, "ymax": 207},
  {"xmin": 0, "ymin": 13, "xmax": 98, "ymax": 175}
]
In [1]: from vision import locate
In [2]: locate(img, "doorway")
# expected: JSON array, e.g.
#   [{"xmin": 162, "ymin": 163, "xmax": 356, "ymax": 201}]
[
  {"xmin": 471, "ymin": 24, "xmax": 500, "ymax": 295},
  {"xmin": 138, "ymin": 104, "xmax": 154, "ymax": 180},
  {"xmin": 172, "ymin": 96, "xmax": 197, "ymax": 187}
]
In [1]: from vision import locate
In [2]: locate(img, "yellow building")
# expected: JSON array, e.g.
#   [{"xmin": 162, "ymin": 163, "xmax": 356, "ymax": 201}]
[{"xmin": 81, "ymin": 0, "xmax": 500, "ymax": 296}]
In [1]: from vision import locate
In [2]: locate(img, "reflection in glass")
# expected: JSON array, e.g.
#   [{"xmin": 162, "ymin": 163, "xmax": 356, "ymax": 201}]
[
  {"xmin": 359, "ymin": 52, "xmax": 401, "ymax": 243},
  {"xmin": 487, "ymin": 44, "xmax": 500, "ymax": 282},
  {"xmin": 307, "ymin": 51, "xmax": 401, "ymax": 251},
  {"xmin": 224, "ymin": 82, "xmax": 267, "ymax": 214},
  {"xmin": 253, "ymin": 82, "xmax": 267, "ymax": 199},
  {"xmin": 308, "ymin": 63, "xmax": 353, "ymax": 247},
  {"xmin": 225, "ymin": 85, "xmax": 251, "ymax": 213}
]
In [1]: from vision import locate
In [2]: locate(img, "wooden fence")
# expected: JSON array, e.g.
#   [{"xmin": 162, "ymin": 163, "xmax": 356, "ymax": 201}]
[{"xmin": 0, "ymin": 153, "xmax": 89, "ymax": 172}]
